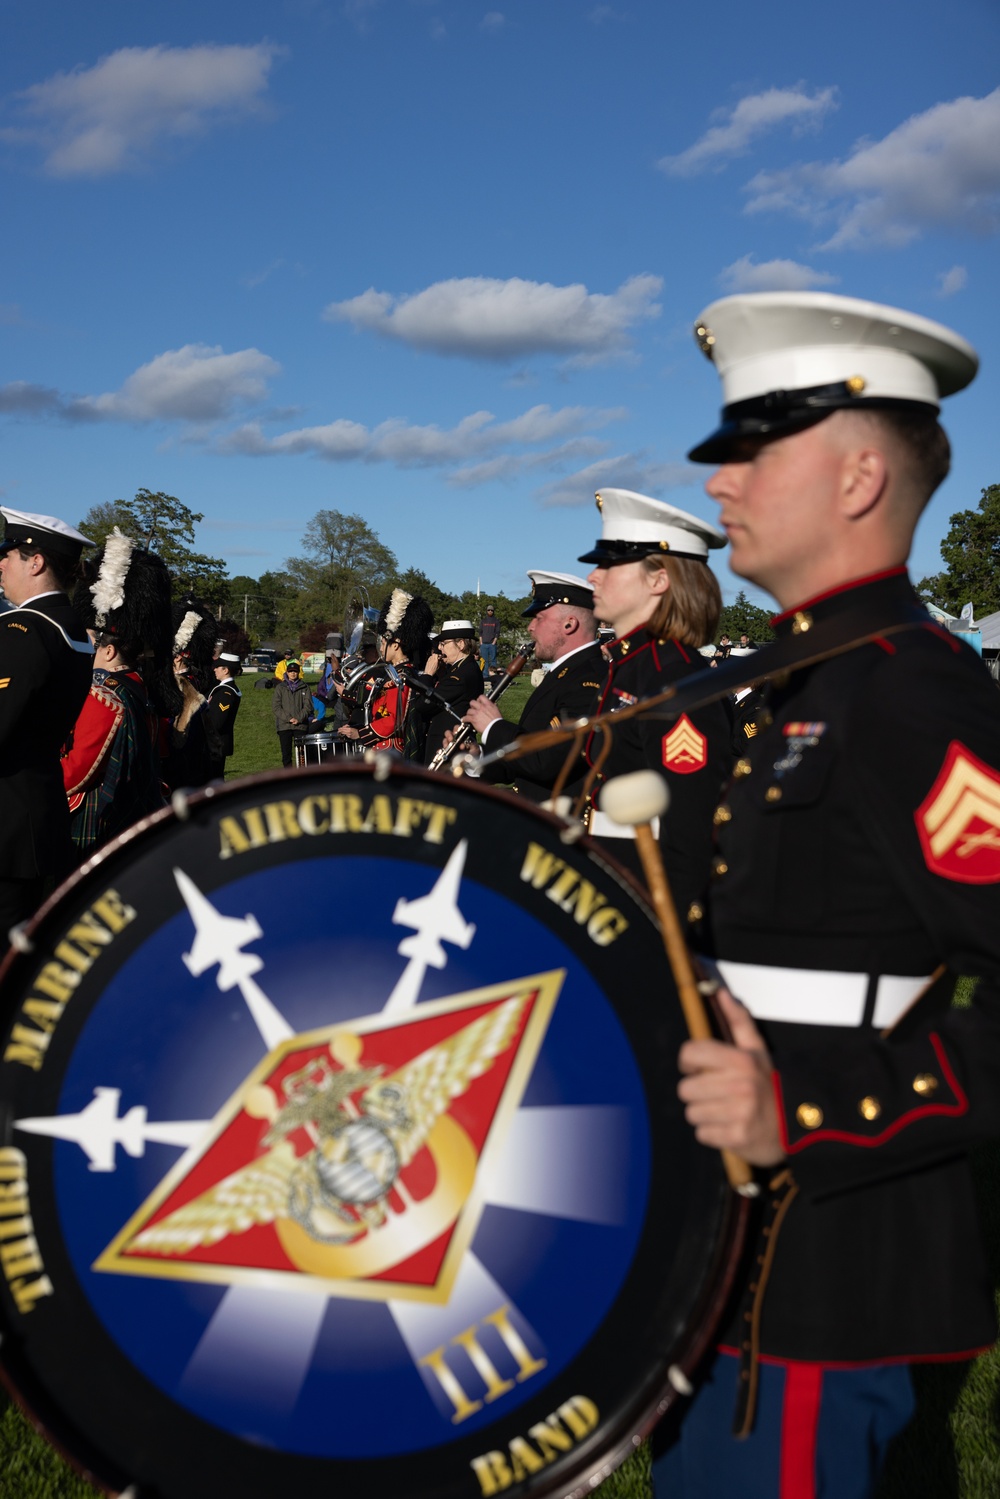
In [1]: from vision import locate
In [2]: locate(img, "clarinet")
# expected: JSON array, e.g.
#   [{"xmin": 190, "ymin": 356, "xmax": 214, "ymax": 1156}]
[{"xmin": 426, "ymin": 653, "xmax": 529, "ymax": 772}]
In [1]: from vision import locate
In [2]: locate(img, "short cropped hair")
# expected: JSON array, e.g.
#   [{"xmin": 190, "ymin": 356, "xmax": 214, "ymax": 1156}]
[
  {"xmin": 642, "ymin": 554, "xmax": 721, "ymax": 648},
  {"xmin": 844, "ymin": 407, "xmax": 951, "ymax": 509},
  {"xmin": 16, "ymin": 545, "xmax": 81, "ymax": 593}
]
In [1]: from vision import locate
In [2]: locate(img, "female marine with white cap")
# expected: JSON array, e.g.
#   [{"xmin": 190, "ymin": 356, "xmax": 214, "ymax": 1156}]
[{"xmin": 578, "ymin": 489, "xmax": 732, "ymax": 917}]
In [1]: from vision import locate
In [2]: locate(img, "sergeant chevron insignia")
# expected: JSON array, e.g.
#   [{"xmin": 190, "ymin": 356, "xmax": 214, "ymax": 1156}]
[
  {"xmin": 916, "ymin": 741, "xmax": 1000, "ymax": 883},
  {"xmin": 662, "ymin": 714, "xmax": 707, "ymax": 774}
]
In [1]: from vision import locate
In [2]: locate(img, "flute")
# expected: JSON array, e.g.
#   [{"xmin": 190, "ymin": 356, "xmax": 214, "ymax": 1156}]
[{"xmin": 427, "ymin": 652, "xmax": 529, "ymax": 772}]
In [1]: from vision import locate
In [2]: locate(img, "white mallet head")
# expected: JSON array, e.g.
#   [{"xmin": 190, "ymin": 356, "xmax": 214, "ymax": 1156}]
[{"xmin": 600, "ymin": 770, "xmax": 670, "ymax": 827}]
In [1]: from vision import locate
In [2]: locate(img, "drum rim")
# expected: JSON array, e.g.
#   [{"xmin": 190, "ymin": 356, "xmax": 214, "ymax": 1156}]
[{"xmin": 0, "ymin": 759, "xmax": 750, "ymax": 1499}]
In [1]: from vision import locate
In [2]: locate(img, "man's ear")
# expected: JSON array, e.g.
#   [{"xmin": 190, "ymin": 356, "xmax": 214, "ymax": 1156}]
[{"xmin": 841, "ymin": 446, "xmax": 888, "ymax": 520}]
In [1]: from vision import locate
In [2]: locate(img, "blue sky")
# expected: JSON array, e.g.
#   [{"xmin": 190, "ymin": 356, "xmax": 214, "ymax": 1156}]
[{"xmin": 2, "ymin": 0, "xmax": 998, "ymax": 608}]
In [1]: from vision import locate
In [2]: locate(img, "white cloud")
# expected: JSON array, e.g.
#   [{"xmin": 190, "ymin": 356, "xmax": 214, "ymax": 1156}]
[
  {"xmin": 659, "ymin": 85, "xmax": 837, "ymax": 177},
  {"xmin": 718, "ymin": 255, "xmax": 838, "ymax": 292},
  {"xmin": 79, "ymin": 346, "xmax": 280, "ymax": 422},
  {"xmin": 219, "ymin": 403, "xmax": 626, "ymax": 479},
  {"xmin": 745, "ymin": 89, "xmax": 1000, "ymax": 249},
  {"xmin": 3, "ymin": 43, "xmax": 282, "ymax": 177},
  {"xmin": 937, "ymin": 265, "xmax": 968, "ymax": 298},
  {"xmin": 481, "ymin": 11, "xmax": 505, "ymax": 30},
  {"xmin": 0, "ymin": 346, "xmax": 280, "ymax": 425},
  {"xmin": 538, "ymin": 455, "xmax": 702, "ymax": 508},
  {"xmin": 323, "ymin": 274, "xmax": 662, "ymax": 362}
]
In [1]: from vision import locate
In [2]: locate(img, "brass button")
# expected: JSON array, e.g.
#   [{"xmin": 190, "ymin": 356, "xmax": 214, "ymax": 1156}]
[
  {"xmin": 734, "ymin": 758, "xmax": 752, "ymax": 778},
  {"xmin": 764, "ymin": 786, "xmax": 782, "ymax": 803},
  {"xmin": 686, "ymin": 901, "xmax": 704, "ymax": 923},
  {"xmin": 791, "ymin": 611, "xmax": 813, "ymax": 635},
  {"xmin": 846, "ymin": 375, "xmax": 867, "ymax": 395},
  {"xmin": 912, "ymin": 1073, "xmax": 938, "ymax": 1096},
  {"xmin": 713, "ymin": 803, "xmax": 732, "ymax": 825},
  {"xmin": 760, "ymin": 711, "xmax": 774, "ymax": 728},
  {"xmin": 712, "ymin": 857, "xmax": 729, "ymax": 878},
  {"xmin": 795, "ymin": 1102, "xmax": 823, "ymax": 1130},
  {"xmin": 859, "ymin": 1095, "xmax": 881, "ymax": 1121}
]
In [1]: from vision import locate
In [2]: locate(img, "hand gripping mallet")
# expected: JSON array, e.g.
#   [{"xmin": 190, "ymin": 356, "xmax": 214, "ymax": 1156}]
[{"xmin": 598, "ymin": 771, "xmax": 757, "ymax": 1197}]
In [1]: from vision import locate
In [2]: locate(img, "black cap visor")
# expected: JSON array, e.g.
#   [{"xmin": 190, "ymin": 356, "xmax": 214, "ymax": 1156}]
[
  {"xmin": 688, "ymin": 386, "xmax": 938, "ymax": 464},
  {"xmin": 577, "ymin": 538, "xmax": 708, "ymax": 566},
  {"xmin": 522, "ymin": 587, "xmax": 595, "ymax": 617}
]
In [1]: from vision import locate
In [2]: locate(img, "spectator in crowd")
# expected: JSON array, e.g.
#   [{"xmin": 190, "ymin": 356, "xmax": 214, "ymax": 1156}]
[
  {"xmin": 203, "ymin": 652, "xmax": 243, "ymax": 781},
  {"xmin": 0, "ymin": 507, "xmax": 94, "ymax": 939},
  {"xmin": 479, "ymin": 604, "xmax": 500, "ymax": 678},
  {"xmin": 273, "ymin": 659, "xmax": 314, "ymax": 767},
  {"xmin": 63, "ymin": 530, "xmax": 173, "ymax": 857},
  {"xmin": 714, "ymin": 633, "xmax": 732, "ymax": 660}
]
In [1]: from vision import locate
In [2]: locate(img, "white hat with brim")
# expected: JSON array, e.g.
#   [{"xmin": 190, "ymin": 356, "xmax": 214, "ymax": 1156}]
[
  {"xmin": 437, "ymin": 619, "xmax": 477, "ymax": 641},
  {"xmin": 578, "ymin": 489, "xmax": 726, "ymax": 565},
  {"xmin": 522, "ymin": 570, "xmax": 594, "ymax": 616},
  {"xmin": 687, "ymin": 292, "xmax": 979, "ymax": 464},
  {"xmin": 0, "ymin": 507, "xmax": 94, "ymax": 561}
]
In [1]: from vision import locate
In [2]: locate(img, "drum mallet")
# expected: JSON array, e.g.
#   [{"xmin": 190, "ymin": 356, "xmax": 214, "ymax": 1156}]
[{"xmin": 599, "ymin": 770, "xmax": 757, "ymax": 1197}]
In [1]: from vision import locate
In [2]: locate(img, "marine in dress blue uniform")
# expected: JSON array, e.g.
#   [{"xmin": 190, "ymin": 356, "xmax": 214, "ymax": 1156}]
[
  {"xmin": 467, "ymin": 571, "xmax": 605, "ymax": 803},
  {"xmin": 578, "ymin": 491, "xmax": 733, "ymax": 915},
  {"xmin": 653, "ymin": 293, "xmax": 995, "ymax": 1498}
]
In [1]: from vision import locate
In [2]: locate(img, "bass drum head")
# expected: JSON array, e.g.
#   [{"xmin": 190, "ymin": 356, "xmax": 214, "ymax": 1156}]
[{"xmin": 0, "ymin": 764, "xmax": 744, "ymax": 1499}]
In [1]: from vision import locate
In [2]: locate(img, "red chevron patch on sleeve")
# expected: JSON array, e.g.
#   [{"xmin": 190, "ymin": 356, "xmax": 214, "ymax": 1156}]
[
  {"xmin": 662, "ymin": 714, "xmax": 707, "ymax": 774},
  {"xmin": 916, "ymin": 740, "xmax": 1000, "ymax": 883}
]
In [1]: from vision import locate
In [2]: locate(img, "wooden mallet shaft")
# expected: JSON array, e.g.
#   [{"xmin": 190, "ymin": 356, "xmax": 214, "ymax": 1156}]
[{"xmin": 600, "ymin": 773, "xmax": 756, "ymax": 1196}]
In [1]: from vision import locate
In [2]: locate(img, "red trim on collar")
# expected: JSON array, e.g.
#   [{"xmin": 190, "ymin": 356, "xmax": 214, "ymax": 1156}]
[{"xmin": 770, "ymin": 567, "xmax": 909, "ymax": 626}]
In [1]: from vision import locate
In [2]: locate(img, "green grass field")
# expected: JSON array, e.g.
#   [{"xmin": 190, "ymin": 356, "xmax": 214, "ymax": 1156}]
[{"xmin": 3, "ymin": 679, "xmax": 997, "ymax": 1496}]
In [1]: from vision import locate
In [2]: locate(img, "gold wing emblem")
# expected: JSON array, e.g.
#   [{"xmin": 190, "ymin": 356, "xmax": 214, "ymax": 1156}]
[
  {"xmin": 129, "ymin": 1139, "xmax": 298, "ymax": 1255},
  {"xmin": 365, "ymin": 994, "xmax": 528, "ymax": 1167}
]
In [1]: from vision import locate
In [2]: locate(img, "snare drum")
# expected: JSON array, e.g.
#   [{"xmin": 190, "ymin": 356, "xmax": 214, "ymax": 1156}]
[
  {"xmin": 293, "ymin": 731, "xmax": 337, "ymax": 767},
  {"xmin": 0, "ymin": 764, "xmax": 746, "ymax": 1499}
]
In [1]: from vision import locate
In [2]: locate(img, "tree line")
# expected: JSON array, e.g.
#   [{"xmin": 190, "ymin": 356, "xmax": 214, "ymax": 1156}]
[{"xmin": 78, "ymin": 490, "xmax": 535, "ymax": 659}]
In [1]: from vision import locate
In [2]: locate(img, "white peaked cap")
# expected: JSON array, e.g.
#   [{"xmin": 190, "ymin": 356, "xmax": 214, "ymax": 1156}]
[
  {"xmin": 578, "ymin": 489, "xmax": 726, "ymax": 564},
  {"xmin": 688, "ymin": 292, "xmax": 978, "ymax": 463},
  {"xmin": 0, "ymin": 506, "xmax": 93, "ymax": 559},
  {"xmin": 523, "ymin": 570, "xmax": 594, "ymax": 616}
]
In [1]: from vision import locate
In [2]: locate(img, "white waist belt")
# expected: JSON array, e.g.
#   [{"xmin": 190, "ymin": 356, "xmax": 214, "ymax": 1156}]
[
  {"xmin": 589, "ymin": 810, "xmax": 660, "ymax": 841},
  {"xmin": 707, "ymin": 958, "xmax": 932, "ymax": 1029}
]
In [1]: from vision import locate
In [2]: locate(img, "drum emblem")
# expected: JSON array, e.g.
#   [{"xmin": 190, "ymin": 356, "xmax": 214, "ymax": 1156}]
[{"xmin": 96, "ymin": 974, "xmax": 560, "ymax": 1301}]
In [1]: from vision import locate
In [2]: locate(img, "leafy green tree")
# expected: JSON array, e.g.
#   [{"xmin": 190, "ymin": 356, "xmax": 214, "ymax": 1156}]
[
  {"xmin": 225, "ymin": 572, "xmax": 297, "ymax": 645},
  {"xmin": 917, "ymin": 484, "xmax": 1000, "ymax": 616},
  {"xmin": 390, "ymin": 567, "xmax": 453, "ymax": 626},
  {"xmin": 284, "ymin": 510, "xmax": 397, "ymax": 636},
  {"xmin": 717, "ymin": 589, "xmax": 775, "ymax": 647},
  {"xmin": 78, "ymin": 489, "xmax": 229, "ymax": 606}
]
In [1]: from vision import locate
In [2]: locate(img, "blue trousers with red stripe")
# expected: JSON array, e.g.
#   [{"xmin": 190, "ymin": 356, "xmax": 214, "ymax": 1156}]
[{"xmin": 651, "ymin": 1349, "xmax": 914, "ymax": 1499}]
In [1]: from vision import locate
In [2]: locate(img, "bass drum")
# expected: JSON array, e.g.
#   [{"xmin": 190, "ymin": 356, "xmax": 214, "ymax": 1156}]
[{"xmin": 0, "ymin": 763, "xmax": 746, "ymax": 1499}]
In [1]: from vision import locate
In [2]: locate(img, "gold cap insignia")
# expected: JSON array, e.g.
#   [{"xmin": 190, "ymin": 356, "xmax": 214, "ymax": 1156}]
[
  {"xmin": 595, "ymin": 493, "xmax": 603, "ymax": 512},
  {"xmin": 845, "ymin": 375, "xmax": 866, "ymax": 396},
  {"xmin": 694, "ymin": 322, "xmax": 716, "ymax": 359}
]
